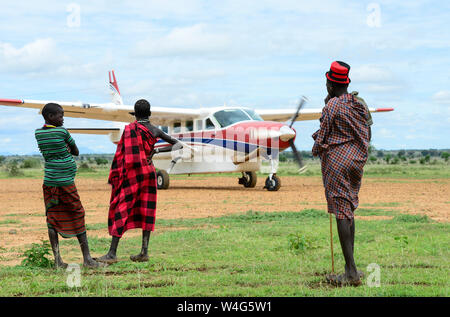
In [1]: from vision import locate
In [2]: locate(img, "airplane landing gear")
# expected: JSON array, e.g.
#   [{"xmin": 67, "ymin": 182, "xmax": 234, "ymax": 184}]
[
  {"xmin": 264, "ymin": 174, "xmax": 281, "ymax": 191},
  {"xmin": 157, "ymin": 170, "xmax": 170, "ymax": 189},
  {"xmin": 238, "ymin": 171, "xmax": 257, "ymax": 188},
  {"xmin": 263, "ymin": 155, "xmax": 281, "ymax": 191}
]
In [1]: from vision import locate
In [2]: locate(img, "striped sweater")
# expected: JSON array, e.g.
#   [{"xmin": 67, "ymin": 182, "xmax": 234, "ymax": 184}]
[{"xmin": 35, "ymin": 126, "xmax": 77, "ymax": 187}]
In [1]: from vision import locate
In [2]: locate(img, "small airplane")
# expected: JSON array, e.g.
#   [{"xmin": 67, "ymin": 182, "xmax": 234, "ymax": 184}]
[{"xmin": 0, "ymin": 71, "xmax": 393, "ymax": 191}]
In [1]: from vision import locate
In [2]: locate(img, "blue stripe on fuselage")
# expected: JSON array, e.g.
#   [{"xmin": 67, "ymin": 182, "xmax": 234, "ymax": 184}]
[{"xmin": 156, "ymin": 137, "xmax": 263, "ymax": 154}]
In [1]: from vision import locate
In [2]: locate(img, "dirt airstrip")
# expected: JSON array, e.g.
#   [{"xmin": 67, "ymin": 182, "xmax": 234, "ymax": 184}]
[{"xmin": 0, "ymin": 176, "xmax": 449, "ymax": 266}]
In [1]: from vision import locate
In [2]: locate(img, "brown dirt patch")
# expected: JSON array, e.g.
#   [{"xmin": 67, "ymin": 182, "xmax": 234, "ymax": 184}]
[{"xmin": 0, "ymin": 175, "xmax": 448, "ymax": 266}]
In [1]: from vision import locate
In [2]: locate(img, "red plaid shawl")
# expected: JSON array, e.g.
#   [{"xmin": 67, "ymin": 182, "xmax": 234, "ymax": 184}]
[
  {"xmin": 312, "ymin": 94, "xmax": 370, "ymax": 220},
  {"xmin": 108, "ymin": 122, "xmax": 157, "ymax": 237}
]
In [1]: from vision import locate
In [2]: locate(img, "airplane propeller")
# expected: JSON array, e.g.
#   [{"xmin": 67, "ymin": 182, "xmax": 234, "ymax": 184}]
[{"xmin": 288, "ymin": 96, "xmax": 308, "ymax": 173}]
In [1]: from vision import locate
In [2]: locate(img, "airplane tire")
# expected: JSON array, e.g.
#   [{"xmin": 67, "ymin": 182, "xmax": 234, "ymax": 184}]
[
  {"xmin": 157, "ymin": 170, "xmax": 170, "ymax": 190},
  {"xmin": 241, "ymin": 171, "xmax": 257, "ymax": 188},
  {"xmin": 264, "ymin": 175, "xmax": 281, "ymax": 191}
]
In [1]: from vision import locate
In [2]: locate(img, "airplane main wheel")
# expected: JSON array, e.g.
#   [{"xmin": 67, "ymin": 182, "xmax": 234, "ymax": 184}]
[
  {"xmin": 157, "ymin": 170, "xmax": 170, "ymax": 190},
  {"xmin": 264, "ymin": 175, "xmax": 281, "ymax": 191},
  {"xmin": 239, "ymin": 171, "xmax": 257, "ymax": 188}
]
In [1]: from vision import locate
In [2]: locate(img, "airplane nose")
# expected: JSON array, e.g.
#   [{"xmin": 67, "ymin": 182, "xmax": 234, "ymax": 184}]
[{"xmin": 279, "ymin": 125, "xmax": 296, "ymax": 142}]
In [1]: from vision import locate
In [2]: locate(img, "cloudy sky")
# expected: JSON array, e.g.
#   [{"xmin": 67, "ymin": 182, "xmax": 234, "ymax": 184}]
[{"xmin": 0, "ymin": 0, "xmax": 449, "ymax": 154}]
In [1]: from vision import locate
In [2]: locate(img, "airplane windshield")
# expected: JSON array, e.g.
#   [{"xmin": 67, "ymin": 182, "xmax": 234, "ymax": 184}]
[
  {"xmin": 213, "ymin": 109, "xmax": 255, "ymax": 127},
  {"xmin": 243, "ymin": 109, "xmax": 263, "ymax": 121}
]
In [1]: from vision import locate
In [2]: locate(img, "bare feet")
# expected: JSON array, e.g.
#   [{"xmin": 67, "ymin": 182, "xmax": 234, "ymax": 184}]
[
  {"xmin": 84, "ymin": 258, "xmax": 108, "ymax": 268},
  {"xmin": 54, "ymin": 261, "xmax": 68, "ymax": 270},
  {"xmin": 326, "ymin": 273, "xmax": 362, "ymax": 287},
  {"xmin": 130, "ymin": 253, "xmax": 149, "ymax": 262},
  {"xmin": 94, "ymin": 254, "xmax": 118, "ymax": 264}
]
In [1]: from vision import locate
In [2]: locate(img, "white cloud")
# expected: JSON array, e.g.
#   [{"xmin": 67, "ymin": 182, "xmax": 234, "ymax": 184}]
[
  {"xmin": 432, "ymin": 90, "xmax": 450, "ymax": 104},
  {"xmin": 134, "ymin": 24, "xmax": 232, "ymax": 58},
  {"xmin": 0, "ymin": 38, "xmax": 60, "ymax": 72},
  {"xmin": 351, "ymin": 65, "xmax": 395, "ymax": 83}
]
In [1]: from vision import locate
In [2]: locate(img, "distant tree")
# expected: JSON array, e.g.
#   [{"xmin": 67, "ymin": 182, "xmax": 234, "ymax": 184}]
[
  {"xmin": 421, "ymin": 150, "xmax": 430, "ymax": 157},
  {"xmin": 21, "ymin": 158, "xmax": 41, "ymax": 169},
  {"xmin": 368, "ymin": 144, "xmax": 376, "ymax": 155},
  {"xmin": 369, "ymin": 156, "xmax": 377, "ymax": 164},
  {"xmin": 376, "ymin": 150, "xmax": 384, "ymax": 158},
  {"xmin": 94, "ymin": 157, "xmax": 109, "ymax": 165},
  {"xmin": 407, "ymin": 151, "xmax": 415, "ymax": 158},
  {"xmin": 429, "ymin": 149, "xmax": 439, "ymax": 157},
  {"xmin": 397, "ymin": 150, "xmax": 406, "ymax": 158},
  {"xmin": 384, "ymin": 154, "xmax": 392, "ymax": 164},
  {"xmin": 0, "ymin": 155, "xmax": 5, "ymax": 165},
  {"xmin": 6, "ymin": 160, "xmax": 23, "ymax": 176},
  {"xmin": 441, "ymin": 152, "xmax": 449, "ymax": 162}
]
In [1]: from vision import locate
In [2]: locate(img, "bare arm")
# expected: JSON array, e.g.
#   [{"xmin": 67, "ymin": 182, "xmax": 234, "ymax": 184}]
[
  {"xmin": 149, "ymin": 126, "xmax": 183, "ymax": 156},
  {"xmin": 68, "ymin": 143, "xmax": 79, "ymax": 156}
]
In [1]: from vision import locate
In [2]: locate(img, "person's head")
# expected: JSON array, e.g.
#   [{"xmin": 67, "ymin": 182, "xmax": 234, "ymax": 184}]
[
  {"xmin": 130, "ymin": 99, "xmax": 151, "ymax": 119},
  {"xmin": 325, "ymin": 61, "xmax": 350, "ymax": 97},
  {"xmin": 42, "ymin": 103, "xmax": 64, "ymax": 126}
]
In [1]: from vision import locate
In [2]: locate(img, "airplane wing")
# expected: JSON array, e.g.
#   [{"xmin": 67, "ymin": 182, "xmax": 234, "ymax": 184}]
[
  {"xmin": 256, "ymin": 107, "xmax": 394, "ymax": 122},
  {"xmin": 0, "ymin": 98, "xmax": 200, "ymax": 126}
]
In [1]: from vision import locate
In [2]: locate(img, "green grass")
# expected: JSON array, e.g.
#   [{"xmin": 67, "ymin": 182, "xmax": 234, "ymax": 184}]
[{"xmin": 0, "ymin": 209, "xmax": 448, "ymax": 297}]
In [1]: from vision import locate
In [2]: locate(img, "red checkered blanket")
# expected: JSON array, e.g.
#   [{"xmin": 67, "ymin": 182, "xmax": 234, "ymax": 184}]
[{"xmin": 108, "ymin": 122, "xmax": 157, "ymax": 237}]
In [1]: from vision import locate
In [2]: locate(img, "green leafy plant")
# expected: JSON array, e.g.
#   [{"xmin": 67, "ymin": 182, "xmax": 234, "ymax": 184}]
[
  {"xmin": 288, "ymin": 233, "xmax": 314, "ymax": 253},
  {"xmin": 21, "ymin": 240, "xmax": 53, "ymax": 268}
]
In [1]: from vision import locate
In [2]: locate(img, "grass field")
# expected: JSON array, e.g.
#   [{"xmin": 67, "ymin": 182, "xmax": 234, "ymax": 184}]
[
  {"xmin": 0, "ymin": 209, "xmax": 448, "ymax": 296},
  {"xmin": 0, "ymin": 162, "xmax": 448, "ymax": 297}
]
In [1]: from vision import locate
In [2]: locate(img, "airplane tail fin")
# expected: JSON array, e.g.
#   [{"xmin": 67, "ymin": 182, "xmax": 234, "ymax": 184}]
[{"xmin": 109, "ymin": 70, "xmax": 124, "ymax": 105}]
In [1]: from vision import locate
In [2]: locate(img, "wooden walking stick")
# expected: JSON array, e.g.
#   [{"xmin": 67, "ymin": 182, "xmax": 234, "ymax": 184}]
[{"xmin": 329, "ymin": 213, "xmax": 335, "ymax": 273}]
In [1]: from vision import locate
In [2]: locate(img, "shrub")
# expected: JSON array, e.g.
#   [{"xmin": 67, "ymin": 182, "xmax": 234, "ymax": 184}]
[
  {"xmin": 5, "ymin": 160, "xmax": 23, "ymax": 176},
  {"xmin": 94, "ymin": 157, "xmax": 109, "ymax": 165},
  {"xmin": 21, "ymin": 240, "xmax": 53, "ymax": 268},
  {"xmin": 288, "ymin": 233, "xmax": 315, "ymax": 253},
  {"xmin": 21, "ymin": 158, "xmax": 41, "ymax": 169}
]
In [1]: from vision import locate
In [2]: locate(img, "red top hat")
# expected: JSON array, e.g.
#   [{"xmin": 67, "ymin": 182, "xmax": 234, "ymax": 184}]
[{"xmin": 326, "ymin": 61, "xmax": 351, "ymax": 84}]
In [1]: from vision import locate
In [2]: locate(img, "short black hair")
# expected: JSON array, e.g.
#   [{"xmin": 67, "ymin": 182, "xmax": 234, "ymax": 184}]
[
  {"xmin": 133, "ymin": 99, "xmax": 151, "ymax": 117},
  {"xmin": 42, "ymin": 103, "xmax": 63, "ymax": 120}
]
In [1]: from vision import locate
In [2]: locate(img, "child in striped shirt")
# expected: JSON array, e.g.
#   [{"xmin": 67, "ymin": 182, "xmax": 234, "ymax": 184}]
[{"xmin": 35, "ymin": 103, "xmax": 103, "ymax": 268}]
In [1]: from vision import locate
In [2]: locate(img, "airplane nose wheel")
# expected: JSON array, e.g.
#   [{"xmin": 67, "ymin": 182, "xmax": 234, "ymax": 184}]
[
  {"xmin": 157, "ymin": 170, "xmax": 170, "ymax": 189},
  {"xmin": 238, "ymin": 171, "xmax": 257, "ymax": 188},
  {"xmin": 264, "ymin": 175, "xmax": 281, "ymax": 191}
]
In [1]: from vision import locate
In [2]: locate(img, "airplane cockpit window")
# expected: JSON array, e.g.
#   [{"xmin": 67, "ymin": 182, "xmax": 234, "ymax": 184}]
[
  {"xmin": 186, "ymin": 120, "xmax": 194, "ymax": 132},
  {"xmin": 173, "ymin": 122, "xmax": 181, "ymax": 133},
  {"xmin": 213, "ymin": 109, "xmax": 252, "ymax": 128},
  {"xmin": 158, "ymin": 125, "xmax": 169, "ymax": 134},
  {"xmin": 243, "ymin": 109, "xmax": 263, "ymax": 121},
  {"xmin": 205, "ymin": 118, "xmax": 215, "ymax": 130},
  {"xmin": 195, "ymin": 119, "xmax": 203, "ymax": 131}
]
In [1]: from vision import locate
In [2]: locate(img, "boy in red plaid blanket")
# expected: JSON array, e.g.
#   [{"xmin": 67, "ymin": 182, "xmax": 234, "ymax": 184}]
[
  {"xmin": 312, "ymin": 61, "xmax": 371, "ymax": 286},
  {"xmin": 96, "ymin": 99, "xmax": 181, "ymax": 263}
]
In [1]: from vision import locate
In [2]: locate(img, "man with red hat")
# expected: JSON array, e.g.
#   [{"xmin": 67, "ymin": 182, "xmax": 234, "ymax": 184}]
[{"xmin": 312, "ymin": 61, "xmax": 371, "ymax": 286}]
